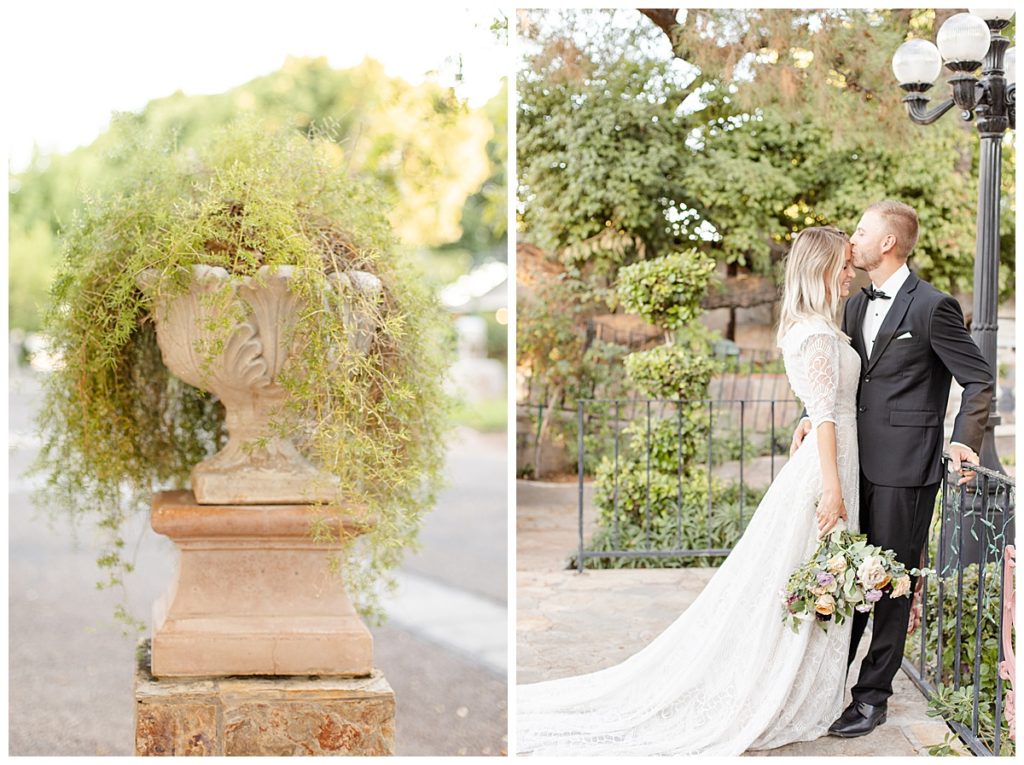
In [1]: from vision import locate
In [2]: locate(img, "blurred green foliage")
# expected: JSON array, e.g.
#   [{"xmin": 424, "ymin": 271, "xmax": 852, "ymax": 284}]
[{"xmin": 9, "ymin": 57, "xmax": 507, "ymax": 330}]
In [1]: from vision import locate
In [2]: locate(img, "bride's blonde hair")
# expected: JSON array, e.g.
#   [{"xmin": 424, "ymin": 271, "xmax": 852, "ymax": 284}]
[{"xmin": 776, "ymin": 226, "xmax": 850, "ymax": 346}]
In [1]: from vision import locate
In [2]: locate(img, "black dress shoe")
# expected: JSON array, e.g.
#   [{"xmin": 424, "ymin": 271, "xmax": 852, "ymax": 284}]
[
  {"xmin": 831, "ymin": 701, "xmax": 863, "ymax": 727},
  {"xmin": 827, "ymin": 701, "xmax": 887, "ymax": 738}
]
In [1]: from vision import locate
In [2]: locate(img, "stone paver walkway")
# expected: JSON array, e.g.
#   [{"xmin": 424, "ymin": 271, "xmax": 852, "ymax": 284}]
[{"xmin": 516, "ymin": 479, "xmax": 962, "ymax": 756}]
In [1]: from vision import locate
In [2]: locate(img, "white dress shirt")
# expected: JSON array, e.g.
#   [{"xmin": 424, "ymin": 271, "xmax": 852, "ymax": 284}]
[{"xmin": 862, "ymin": 263, "xmax": 910, "ymax": 358}]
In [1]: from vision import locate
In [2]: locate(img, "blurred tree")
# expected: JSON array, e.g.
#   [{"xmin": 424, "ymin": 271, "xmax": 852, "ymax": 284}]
[
  {"xmin": 439, "ymin": 79, "xmax": 509, "ymax": 261},
  {"xmin": 9, "ymin": 57, "xmax": 503, "ymax": 330}
]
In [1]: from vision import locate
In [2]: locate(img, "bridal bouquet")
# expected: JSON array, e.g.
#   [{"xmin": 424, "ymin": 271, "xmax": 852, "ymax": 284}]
[{"xmin": 780, "ymin": 530, "xmax": 934, "ymax": 633}]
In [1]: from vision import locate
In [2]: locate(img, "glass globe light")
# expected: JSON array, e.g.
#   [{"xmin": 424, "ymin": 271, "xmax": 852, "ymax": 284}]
[
  {"xmin": 968, "ymin": 9, "xmax": 1016, "ymax": 22},
  {"xmin": 892, "ymin": 39, "xmax": 943, "ymax": 85},
  {"xmin": 937, "ymin": 12, "xmax": 992, "ymax": 66}
]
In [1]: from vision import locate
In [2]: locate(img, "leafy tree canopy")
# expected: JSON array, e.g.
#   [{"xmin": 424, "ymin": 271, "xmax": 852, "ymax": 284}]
[{"xmin": 518, "ymin": 8, "xmax": 1014, "ymax": 295}]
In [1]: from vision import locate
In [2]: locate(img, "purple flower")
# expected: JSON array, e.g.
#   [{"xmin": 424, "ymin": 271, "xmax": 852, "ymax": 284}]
[
  {"xmin": 865, "ymin": 589, "xmax": 883, "ymax": 603},
  {"xmin": 816, "ymin": 572, "xmax": 835, "ymax": 586},
  {"xmin": 855, "ymin": 604, "xmax": 873, "ymax": 613}
]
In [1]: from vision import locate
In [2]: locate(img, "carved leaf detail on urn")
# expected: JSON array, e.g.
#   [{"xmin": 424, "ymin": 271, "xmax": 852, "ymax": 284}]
[{"xmin": 137, "ymin": 264, "xmax": 381, "ymax": 505}]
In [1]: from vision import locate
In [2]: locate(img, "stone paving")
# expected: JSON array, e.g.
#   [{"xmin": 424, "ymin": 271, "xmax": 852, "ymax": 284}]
[{"xmin": 516, "ymin": 479, "xmax": 963, "ymax": 756}]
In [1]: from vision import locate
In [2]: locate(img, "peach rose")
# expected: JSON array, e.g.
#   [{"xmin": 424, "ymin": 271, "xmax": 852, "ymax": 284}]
[
  {"xmin": 826, "ymin": 554, "xmax": 848, "ymax": 575},
  {"xmin": 891, "ymin": 575, "xmax": 911, "ymax": 599},
  {"xmin": 814, "ymin": 594, "xmax": 836, "ymax": 616}
]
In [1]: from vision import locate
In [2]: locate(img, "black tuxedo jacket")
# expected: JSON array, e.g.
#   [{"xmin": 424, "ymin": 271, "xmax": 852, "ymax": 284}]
[{"xmin": 842, "ymin": 272, "xmax": 994, "ymax": 487}]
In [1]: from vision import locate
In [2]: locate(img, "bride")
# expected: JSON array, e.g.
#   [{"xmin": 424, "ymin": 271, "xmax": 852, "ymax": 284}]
[{"xmin": 517, "ymin": 226, "xmax": 862, "ymax": 756}]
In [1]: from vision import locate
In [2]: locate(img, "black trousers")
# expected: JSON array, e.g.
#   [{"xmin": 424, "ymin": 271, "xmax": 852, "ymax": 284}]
[{"xmin": 847, "ymin": 475, "xmax": 940, "ymax": 706}]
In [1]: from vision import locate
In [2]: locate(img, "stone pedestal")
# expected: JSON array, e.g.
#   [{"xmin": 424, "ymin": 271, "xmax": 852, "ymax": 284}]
[
  {"xmin": 150, "ymin": 490, "xmax": 373, "ymax": 677},
  {"xmin": 134, "ymin": 640, "xmax": 395, "ymax": 756}
]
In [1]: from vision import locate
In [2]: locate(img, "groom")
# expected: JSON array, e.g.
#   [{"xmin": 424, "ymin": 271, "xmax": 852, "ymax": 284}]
[{"xmin": 791, "ymin": 200, "xmax": 994, "ymax": 738}]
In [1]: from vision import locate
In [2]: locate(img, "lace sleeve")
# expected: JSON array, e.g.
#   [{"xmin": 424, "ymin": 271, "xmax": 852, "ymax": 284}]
[{"xmin": 801, "ymin": 333, "xmax": 840, "ymax": 429}]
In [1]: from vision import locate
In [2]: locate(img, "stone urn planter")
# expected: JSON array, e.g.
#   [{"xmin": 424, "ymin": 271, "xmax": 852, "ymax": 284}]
[
  {"xmin": 35, "ymin": 123, "xmax": 452, "ymax": 693},
  {"xmin": 138, "ymin": 263, "xmax": 382, "ymax": 506},
  {"xmin": 137, "ymin": 263, "xmax": 384, "ymax": 677}
]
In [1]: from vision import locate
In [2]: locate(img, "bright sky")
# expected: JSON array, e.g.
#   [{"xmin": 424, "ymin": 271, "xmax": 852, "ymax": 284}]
[{"xmin": 5, "ymin": 3, "xmax": 508, "ymax": 171}]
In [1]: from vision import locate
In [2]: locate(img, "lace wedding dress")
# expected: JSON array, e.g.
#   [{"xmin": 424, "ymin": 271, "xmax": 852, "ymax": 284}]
[{"xmin": 517, "ymin": 317, "xmax": 862, "ymax": 756}]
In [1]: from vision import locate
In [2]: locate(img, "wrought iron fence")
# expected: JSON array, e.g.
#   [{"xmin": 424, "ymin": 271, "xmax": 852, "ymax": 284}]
[
  {"xmin": 518, "ymin": 347, "xmax": 792, "ymax": 476},
  {"xmin": 902, "ymin": 457, "xmax": 1016, "ymax": 756},
  {"xmin": 573, "ymin": 396, "xmax": 801, "ymax": 571}
]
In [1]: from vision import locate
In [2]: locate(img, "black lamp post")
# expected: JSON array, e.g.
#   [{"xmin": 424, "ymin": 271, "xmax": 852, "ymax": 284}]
[{"xmin": 892, "ymin": 10, "xmax": 1016, "ymax": 477}]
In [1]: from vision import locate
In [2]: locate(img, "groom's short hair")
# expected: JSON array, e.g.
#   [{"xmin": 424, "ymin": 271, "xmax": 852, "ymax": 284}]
[{"xmin": 866, "ymin": 200, "xmax": 919, "ymax": 261}]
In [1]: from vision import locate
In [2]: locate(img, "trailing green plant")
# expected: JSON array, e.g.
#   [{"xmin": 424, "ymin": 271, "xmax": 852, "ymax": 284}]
[
  {"xmin": 903, "ymin": 559, "xmax": 1014, "ymax": 756},
  {"xmin": 32, "ymin": 117, "xmax": 455, "ymax": 629}
]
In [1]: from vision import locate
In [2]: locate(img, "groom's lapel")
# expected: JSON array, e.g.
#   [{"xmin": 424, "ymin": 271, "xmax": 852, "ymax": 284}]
[
  {"xmin": 866, "ymin": 273, "xmax": 918, "ymax": 373},
  {"xmin": 851, "ymin": 293, "xmax": 870, "ymax": 368}
]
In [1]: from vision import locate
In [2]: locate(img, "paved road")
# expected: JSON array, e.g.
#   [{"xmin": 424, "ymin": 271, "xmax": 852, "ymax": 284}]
[
  {"xmin": 8, "ymin": 368, "xmax": 508, "ymax": 756},
  {"xmin": 404, "ymin": 427, "xmax": 507, "ymax": 604}
]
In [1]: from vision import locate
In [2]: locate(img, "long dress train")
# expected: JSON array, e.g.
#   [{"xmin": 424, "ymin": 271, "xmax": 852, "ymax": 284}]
[{"xmin": 517, "ymin": 317, "xmax": 862, "ymax": 756}]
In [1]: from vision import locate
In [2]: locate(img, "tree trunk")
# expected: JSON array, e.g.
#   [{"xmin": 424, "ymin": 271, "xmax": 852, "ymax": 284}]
[{"xmin": 533, "ymin": 384, "xmax": 563, "ymax": 479}]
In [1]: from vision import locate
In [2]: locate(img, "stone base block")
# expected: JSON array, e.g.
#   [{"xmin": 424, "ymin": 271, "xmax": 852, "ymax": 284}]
[
  {"xmin": 134, "ymin": 640, "xmax": 395, "ymax": 756},
  {"xmin": 151, "ymin": 490, "xmax": 373, "ymax": 677}
]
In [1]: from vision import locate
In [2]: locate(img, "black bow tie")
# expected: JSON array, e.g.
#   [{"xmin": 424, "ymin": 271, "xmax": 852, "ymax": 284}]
[{"xmin": 862, "ymin": 285, "xmax": 891, "ymax": 301}]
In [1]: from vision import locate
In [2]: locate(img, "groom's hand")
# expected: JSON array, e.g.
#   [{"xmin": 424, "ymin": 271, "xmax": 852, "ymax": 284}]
[
  {"xmin": 907, "ymin": 594, "xmax": 923, "ymax": 635},
  {"xmin": 948, "ymin": 443, "xmax": 980, "ymax": 486},
  {"xmin": 790, "ymin": 418, "xmax": 812, "ymax": 456}
]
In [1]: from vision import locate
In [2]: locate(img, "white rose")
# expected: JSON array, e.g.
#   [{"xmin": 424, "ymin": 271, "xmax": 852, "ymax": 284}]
[
  {"xmin": 857, "ymin": 556, "xmax": 888, "ymax": 590},
  {"xmin": 826, "ymin": 554, "xmax": 848, "ymax": 575}
]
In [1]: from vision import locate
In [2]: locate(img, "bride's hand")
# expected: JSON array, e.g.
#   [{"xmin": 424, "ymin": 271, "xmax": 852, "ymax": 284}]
[{"xmin": 816, "ymin": 489, "xmax": 847, "ymax": 538}]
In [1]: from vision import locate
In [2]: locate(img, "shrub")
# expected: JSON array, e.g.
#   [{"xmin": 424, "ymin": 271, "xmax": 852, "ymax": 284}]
[
  {"xmin": 624, "ymin": 344, "xmax": 719, "ymax": 400},
  {"xmin": 615, "ymin": 250, "xmax": 716, "ymax": 332}
]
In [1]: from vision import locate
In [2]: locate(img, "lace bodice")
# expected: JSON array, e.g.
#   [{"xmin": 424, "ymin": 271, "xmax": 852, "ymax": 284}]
[{"xmin": 779, "ymin": 317, "xmax": 860, "ymax": 428}]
